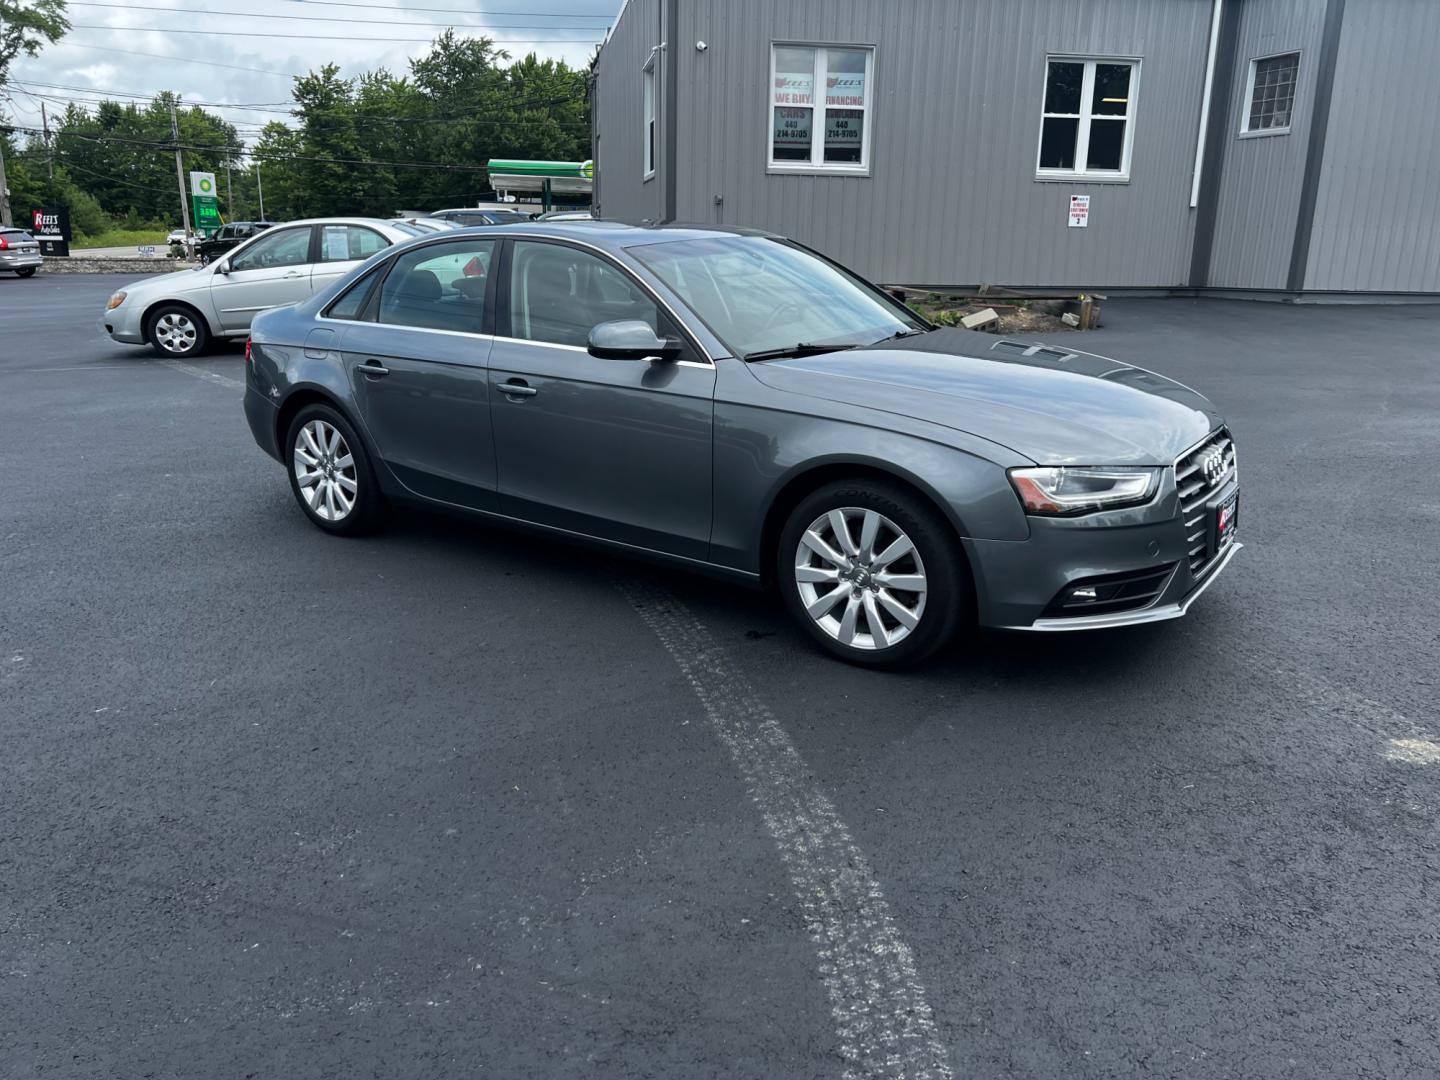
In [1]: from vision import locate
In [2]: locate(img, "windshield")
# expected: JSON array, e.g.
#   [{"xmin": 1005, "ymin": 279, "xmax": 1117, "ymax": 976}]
[{"xmin": 630, "ymin": 236, "xmax": 924, "ymax": 358}]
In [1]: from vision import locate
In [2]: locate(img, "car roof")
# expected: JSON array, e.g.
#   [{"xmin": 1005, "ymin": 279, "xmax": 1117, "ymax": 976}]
[
  {"xmin": 260, "ymin": 217, "xmax": 406, "ymax": 228},
  {"xmin": 411, "ymin": 220, "xmax": 781, "ymax": 253}
]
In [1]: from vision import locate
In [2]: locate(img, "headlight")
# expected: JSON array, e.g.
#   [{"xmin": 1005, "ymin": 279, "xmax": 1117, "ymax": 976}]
[
  {"xmin": 1009, "ymin": 466, "xmax": 1161, "ymax": 515},
  {"xmin": 106, "ymin": 291, "xmax": 127, "ymax": 311}
]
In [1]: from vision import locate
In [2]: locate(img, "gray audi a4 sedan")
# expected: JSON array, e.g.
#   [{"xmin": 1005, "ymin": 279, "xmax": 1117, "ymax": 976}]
[{"xmin": 244, "ymin": 222, "xmax": 1240, "ymax": 666}]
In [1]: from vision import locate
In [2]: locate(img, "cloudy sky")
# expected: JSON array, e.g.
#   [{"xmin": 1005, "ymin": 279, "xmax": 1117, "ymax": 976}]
[{"xmin": 4, "ymin": 0, "xmax": 622, "ymax": 144}]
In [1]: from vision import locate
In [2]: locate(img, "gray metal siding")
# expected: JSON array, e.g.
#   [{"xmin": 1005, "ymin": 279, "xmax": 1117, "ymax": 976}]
[
  {"xmin": 594, "ymin": 0, "xmax": 666, "ymax": 226},
  {"xmin": 1304, "ymin": 0, "xmax": 1440, "ymax": 292},
  {"xmin": 1204, "ymin": 0, "xmax": 1326, "ymax": 289},
  {"xmin": 618, "ymin": 0, "xmax": 1214, "ymax": 287}
]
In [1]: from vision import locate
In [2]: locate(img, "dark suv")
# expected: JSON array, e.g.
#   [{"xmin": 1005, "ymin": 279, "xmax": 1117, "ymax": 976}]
[{"xmin": 197, "ymin": 221, "xmax": 275, "ymax": 265}]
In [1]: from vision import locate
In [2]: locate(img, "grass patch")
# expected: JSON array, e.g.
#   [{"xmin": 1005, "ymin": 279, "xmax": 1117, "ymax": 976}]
[{"xmin": 73, "ymin": 229, "xmax": 170, "ymax": 250}]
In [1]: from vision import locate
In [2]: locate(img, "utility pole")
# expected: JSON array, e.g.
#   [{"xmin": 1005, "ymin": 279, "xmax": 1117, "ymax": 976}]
[
  {"xmin": 225, "ymin": 158, "xmax": 233, "ymax": 219},
  {"xmin": 255, "ymin": 161, "xmax": 265, "ymax": 220},
  {"xmin": 41, "ymin": 102, "xmax": 55, "ymax": 182},
  {"xmin": 0, "ymin": 129, "xmax": 13, "ymax": 227},
  {"xmin": 169, "ymin": 100, "xmax": 192, "ymax": 236}
]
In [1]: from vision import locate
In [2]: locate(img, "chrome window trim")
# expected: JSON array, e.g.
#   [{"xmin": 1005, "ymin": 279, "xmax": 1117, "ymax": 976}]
[{"xmin": 491, "ymin": 334, "xmax": 711, "ymax": 369}]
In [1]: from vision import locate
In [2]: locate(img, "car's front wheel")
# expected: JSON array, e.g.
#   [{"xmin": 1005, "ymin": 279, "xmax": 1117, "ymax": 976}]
[
  {"xmin": 284, "ymin": 404, "xmax": 382, "ymax": 535},
  {"xmin": 777, "ymin": 480, "xmax": 970, "ymax": 667},
  {"xmin": 147, "ymin": 304, "xmax": 209, "ymax": 358}
]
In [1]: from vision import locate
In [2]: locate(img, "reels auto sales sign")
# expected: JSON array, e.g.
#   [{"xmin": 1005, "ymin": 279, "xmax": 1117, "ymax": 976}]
[{"xmin": 31, "ymin": 207, "xmax": 70, "ymax": 256}]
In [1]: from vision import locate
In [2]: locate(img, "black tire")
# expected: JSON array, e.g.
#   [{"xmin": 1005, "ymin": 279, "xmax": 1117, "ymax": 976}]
[
  {"xmin": 776, "ymin": 479, "xmax": 970, "ymax": 667},
  {"xmin": 147, "ymin": 303, "xmax": 209, "ymax": 358},
  {"xmin": 15, "ymin": 267, "xmax": 36, "ymax": 278},
  {"xmin": 284, "ymin": 403, "xmax": 383, "ymax": 536}
]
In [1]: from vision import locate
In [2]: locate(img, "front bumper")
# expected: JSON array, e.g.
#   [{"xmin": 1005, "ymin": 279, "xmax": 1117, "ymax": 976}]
[
  {"xmin": 966, "ymin": 495, "xmax": 1241, "ymax": 631},
  {"xmin": 1001, "ymin": 541, "xmax": 1241, "ymax": 631},
  {"xmin": 102, "ymin": 304, "xmax": 148, "ymax": 344}
]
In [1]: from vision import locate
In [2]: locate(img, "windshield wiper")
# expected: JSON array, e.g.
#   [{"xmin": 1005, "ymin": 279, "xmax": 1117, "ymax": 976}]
[
  {"xmin": 885, "ymin": 328, "xmax": 929, "ymax": 340},
  {"xmin": 743, "ymin": 342, "xmax": 860, "ymax": 362}
]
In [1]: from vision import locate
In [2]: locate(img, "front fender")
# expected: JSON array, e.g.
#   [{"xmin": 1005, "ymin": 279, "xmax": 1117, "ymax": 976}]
[{"xmin": 711, "ymin": 360, "xmax": 1031, "ymax": 574}]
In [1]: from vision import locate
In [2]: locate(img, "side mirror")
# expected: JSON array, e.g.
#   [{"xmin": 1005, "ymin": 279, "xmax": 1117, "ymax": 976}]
[
  {"xmin": 215, "ymin": 260, "xmax": 230, "ymax": 276},
  {"xmin": 587, "ymin": 319, "xmax": 680, "ymax": 361}
]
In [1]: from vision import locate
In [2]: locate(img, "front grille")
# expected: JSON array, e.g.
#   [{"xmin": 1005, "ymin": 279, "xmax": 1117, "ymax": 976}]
[{"xmin": 1175, "ymin": 429, "xmax": 1236, "ymax": 577}]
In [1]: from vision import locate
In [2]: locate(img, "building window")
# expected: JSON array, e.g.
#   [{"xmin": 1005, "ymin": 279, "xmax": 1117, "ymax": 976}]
[
  {"xmin": 642, "ymin": 55, "xmax": 656, "ymax": 179},
  {"xmin": 769, "ymin": 44, "xmax": 873, "ymax": 172},
  {"xmin": 1242, "ymin": 52, "xmax": 1299, "ymax": 135},
  {"xmin": 1036, "ymin": 57, "xmax": 1137, "ymax": 180}
]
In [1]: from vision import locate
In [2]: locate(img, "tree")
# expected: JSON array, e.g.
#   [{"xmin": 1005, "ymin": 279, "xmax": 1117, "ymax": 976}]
[{"xmin": 0, "ymin": 0, "xmax": 69, "ymax": 84}]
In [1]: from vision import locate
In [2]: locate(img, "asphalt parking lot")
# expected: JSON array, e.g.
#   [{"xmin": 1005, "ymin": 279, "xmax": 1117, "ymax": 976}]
[{"xmin": 3, "ymin": 273, "xmax": 1439, "ymax": 1079}]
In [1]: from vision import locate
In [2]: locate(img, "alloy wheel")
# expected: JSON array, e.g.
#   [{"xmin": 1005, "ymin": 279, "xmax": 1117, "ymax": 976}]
[
  {"xmin": 153, "ymin": 312, "xmax": 198, "ymax": 354},
  {"xmin": 293, "ymin": 419, "xmax": 357, "ymax": 522},
  {"xmin": 793, "ymin": 507, "xmax": 928, "ymax": 650}
]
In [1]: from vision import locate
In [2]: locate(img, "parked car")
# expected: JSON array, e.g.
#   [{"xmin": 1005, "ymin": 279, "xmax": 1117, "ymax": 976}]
[
  {"xmin": 166, "ymin": 228, "xmax": 189, "ymax": 245},
  {"xmin": 196, "ymin": 221, "xmax": 275, "ymax": 265},
  {"xmin": 243, "ymin": 223, "xmax": 1240, "ymax": 666},
  {"xmin": 534, "ymin": 210, "xmax": 594, "ymax": 221},
  {"xmin": 104, "ymin": 218, "xmax": 417, "ymax": 358},
  {"xmin": 395, "ymin": 217, "xmax": 461, "ymax": 233},
  {"xmin": 430, "ymin": 207, "xmax": 530, "ymax": 226},
  {"xmin": 0, "ymin": 227, "xmax": 43, "ymax": 277}
]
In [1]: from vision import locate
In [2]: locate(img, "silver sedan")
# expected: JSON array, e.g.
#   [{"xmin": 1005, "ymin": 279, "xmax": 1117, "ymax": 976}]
[{"xmin": 102, "ymin": 218, "xmax": 421, "ymax": 358}]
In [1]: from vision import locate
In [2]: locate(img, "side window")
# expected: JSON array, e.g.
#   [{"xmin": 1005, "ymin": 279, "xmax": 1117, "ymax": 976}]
[
  {"xmin": 320, "ymin": 225, "xmax": 391, "ymax": 263},
  {"xmin": 375, "ymin": 239, "xmax": 496, "ymax": 333},
  {"xmin": 325, "ymin": 264, "xmax": 385, "ymax": 321},
  {"xmin": 508, "ymin": 240, "xmax": 659, "ymax": 348},
  {"xmin": 230, "ymin": 227, "xmax": 312, "ymax": 272}
]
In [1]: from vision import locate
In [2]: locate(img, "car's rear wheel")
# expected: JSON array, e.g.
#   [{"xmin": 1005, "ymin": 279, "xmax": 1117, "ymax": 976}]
[
  {"xmin": 15, "ymin": 267, "xmax": 36, "ymax": 278},
  {"xmin": 777, "ymin": 480, "xmax": 970, "ymax": 667},
  {"xmin": 284, "ymin": 404, "xmax": 382, "ymax": 535},
  {"xmin": 147, "ymin": 304, "xmax": 208, "ymax": 358}
]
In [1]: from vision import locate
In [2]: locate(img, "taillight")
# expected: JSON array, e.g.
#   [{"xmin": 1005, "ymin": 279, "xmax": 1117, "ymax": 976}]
[
  {"xmin": 0, "ymin": 236, "xmax": 8, "ymax": 250},
  {"xmin": 244, "ymin": 337, "xmax": 253, "ymax": 366}
]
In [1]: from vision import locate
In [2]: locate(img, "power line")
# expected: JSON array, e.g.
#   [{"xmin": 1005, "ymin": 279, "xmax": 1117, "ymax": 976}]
[
  {"xmin": 65, "ymin": 24, "xmax": 604, "ymax": 42},
  {"xmin": 10, "ymin": 81, "xmax": 589, "ymax": 130},
  {"xmin": 50, "ymin": 43, "xmax": 303, "ymax": 77},
  {"xmin": 67, "ymin": 1, "xmax": 612, "ymax": 28},
  {"xmin": 10, "ymin": 123, "xmax": 504, "ymax": 172},
  {"xmin": 281, "ymin": 0, "xmax": 614, "ymax": 16}
]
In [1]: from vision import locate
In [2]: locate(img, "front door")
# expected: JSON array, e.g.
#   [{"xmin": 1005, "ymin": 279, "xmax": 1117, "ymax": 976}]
[
  {"xmin": 488, "ymin": 238, "xmax": 715, "ymax": 560},
  {"xmin": 342, "ymin": 237, "xmax": 500, "ymax": 511},
  {"xmin": 212, "ymin": 225, "xmax": 314, "ymax": 333}
]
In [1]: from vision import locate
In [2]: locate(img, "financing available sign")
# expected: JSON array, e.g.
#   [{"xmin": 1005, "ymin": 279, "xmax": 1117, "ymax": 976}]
[
  {"xmin": 31, "ymin": 207, "xmax": 70, "ymax": 256},
  {"xmin": 189, "ymin": 171, "xmax": 222, "ymax": 234}
]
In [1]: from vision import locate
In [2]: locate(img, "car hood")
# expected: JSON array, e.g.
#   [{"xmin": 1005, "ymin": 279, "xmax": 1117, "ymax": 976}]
[
  {"xmin": 119, "ymin": 265, "xmax": 213, "ymax": 297},
  {"xmin": 746, "ymin": 328, "xmax": 1220, "ymax": 465}
]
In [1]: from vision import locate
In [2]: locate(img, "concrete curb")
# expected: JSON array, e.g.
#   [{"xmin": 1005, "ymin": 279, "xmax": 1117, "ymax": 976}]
[{"xmin": 34, "ymin": 258, "xmax": 198, "ymax": 275}]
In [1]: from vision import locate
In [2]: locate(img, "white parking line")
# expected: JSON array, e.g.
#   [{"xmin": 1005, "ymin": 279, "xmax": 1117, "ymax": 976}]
[
  {"xmin": 617, "ymin": 580, "xmax": 954, "ymax": 1080},
  {"xmin": 160, "ymin": 359, "xmax": 244, "ymax": 390}
]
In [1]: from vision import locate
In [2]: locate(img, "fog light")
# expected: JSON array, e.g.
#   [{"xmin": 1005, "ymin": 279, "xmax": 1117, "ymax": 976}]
[{"xmin": 1068, "ymin": 585, "xmax": 1099, "ymax": 601}]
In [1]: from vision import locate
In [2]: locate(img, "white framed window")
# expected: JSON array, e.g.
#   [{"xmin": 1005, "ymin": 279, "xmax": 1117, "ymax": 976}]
[
  {"xmin": 768, "ymin": 43, "xmax": 873, "ymax": 173},
  {"xmin": 642, "ymin": 55, "xmax": 656, "ymax": 180},
  {"xmin": 1241, "ymin": 52, "xmax": 1299, "ymax": 136},
  {"xmin": 1035, "ymin": 56, "xmax": 1138, "ymax": 181}
]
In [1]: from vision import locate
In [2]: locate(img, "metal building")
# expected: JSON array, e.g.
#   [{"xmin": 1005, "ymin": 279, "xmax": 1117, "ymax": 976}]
[{"xmin": 592, "ymin": 0, "xmax": 1440, "ymax": 299}]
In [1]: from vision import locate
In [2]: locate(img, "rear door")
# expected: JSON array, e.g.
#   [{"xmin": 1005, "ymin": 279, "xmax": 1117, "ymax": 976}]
[
  {"xmin": 340, "ymin": 237, "xmax": 501, "ymax": 511},
  {"xmin": 312, "ymin": 224, "xmax": 394, "ymax": 295},
  {"xmin": 212, "ymin": 225, "xmax": 316, "ymax": 333}
]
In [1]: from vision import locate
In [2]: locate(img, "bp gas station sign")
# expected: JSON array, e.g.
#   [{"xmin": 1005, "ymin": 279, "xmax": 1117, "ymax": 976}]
[{"xmin": 189, "ymin": 171, "xmax": 222, "ymax": 235}]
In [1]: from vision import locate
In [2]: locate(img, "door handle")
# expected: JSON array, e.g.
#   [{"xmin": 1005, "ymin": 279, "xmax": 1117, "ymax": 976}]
[
  {"xmin": 284, "ymin": 270, "xmax": 303, "ymax": 279},
  {"xmin": 360, "ymin": 360, "xmax": 390, "ymax": 377},
  {"xmin": 499, "ymin": 380, "xmax": 537, "ymax": 398}
]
